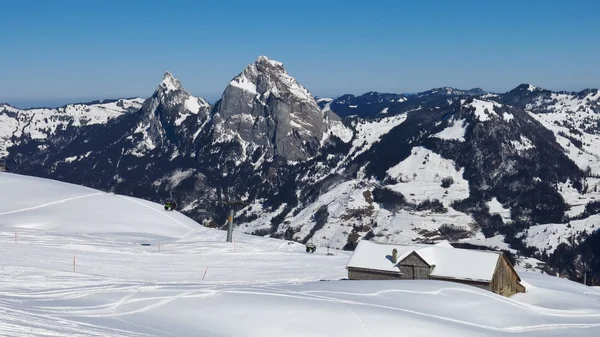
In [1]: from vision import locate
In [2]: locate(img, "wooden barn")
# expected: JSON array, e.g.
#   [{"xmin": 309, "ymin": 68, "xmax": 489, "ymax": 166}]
[{"xmin": 346, "ymin": 240, "xmax": 525, "ymax": 297}]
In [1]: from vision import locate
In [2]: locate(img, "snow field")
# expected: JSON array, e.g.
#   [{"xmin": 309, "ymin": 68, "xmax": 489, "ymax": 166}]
[
  {"xmin": 1, "ymin": 172, "xmax": 600, "ymax": 336},
  {"xmin": 386, "ymin": 147, "xmax": 470, "ymax": 207},
  {"xmin": 528, "ymin": 91, "xmax": 600, "ymax": 175},
  {"xmin": 348, "ymin": 114, "xmax": 408, "ymax": 159},
  {"xmin": 431, "ymin": 118, "xmax": 467, "ymax": 141},
  {"xmin": 467, "ymin": 99, "xmax": 503, "ymax": 122}
]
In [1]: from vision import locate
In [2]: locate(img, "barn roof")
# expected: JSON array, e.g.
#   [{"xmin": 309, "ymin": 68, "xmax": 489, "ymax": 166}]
[{"xmin": 346, "ymin": 240, "xmax": 503, "ymax": 282}]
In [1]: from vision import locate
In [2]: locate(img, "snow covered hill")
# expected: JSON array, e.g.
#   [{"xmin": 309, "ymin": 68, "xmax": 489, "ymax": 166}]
[
  {"xmin": 0, "ymin": 98, "xmax": 144, "ymax": 157},
  {"xmin": 326, "ymin": 86, "xmax": 485, "ymax": 118},
  {"xmin": 0, "ymin": 172, "xmax": 195, "ymax": 240},
  {"xmin": 0, "ymin": 172, "xmax": 599, "ymax": 336}
]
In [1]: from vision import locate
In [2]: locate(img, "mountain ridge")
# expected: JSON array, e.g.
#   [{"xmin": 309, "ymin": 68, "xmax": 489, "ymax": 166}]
[{"xmin": 3, "ymin": 57, "xmax": 600, "ymax": 285}]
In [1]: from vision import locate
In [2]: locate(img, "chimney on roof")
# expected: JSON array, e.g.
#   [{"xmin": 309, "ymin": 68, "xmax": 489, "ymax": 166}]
[{"xmin": 392, "ymin": 248, "xmax": 398, "ymax": 263}]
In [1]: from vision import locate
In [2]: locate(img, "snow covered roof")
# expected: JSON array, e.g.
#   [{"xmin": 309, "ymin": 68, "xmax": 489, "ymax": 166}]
[{"xmin": 346, "ymin": 240, "xmax": 504, "ymax": 282}]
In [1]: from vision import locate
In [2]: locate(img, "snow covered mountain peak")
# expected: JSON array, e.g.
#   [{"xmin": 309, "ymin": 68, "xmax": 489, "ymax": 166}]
[
  {"xmin": 255, "ymin": 55, "xmax": 284, "ymax": 69},
  {"xmin": 124, "ymin": 72, "xmax": 212, "ymax": 157},
  {"xmin": 147, "ymin": 71, "xmax": 209, "ymax": 112},
  {"xmin": 228, "ymin": 55, "xmax": 315, "ymax": 103},
  {"xmin": 159, "ymin": 71, "xmax": 183, "ymax": 93}
]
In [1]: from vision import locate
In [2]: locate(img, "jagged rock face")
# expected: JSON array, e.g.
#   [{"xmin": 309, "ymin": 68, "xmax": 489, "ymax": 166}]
[
  {"xmin": 131, "ymin": 72, "xmax": 211, "ymax": 156},
  {"xmin": 214, "ymin": 56, "xmax": 326, "ymax": 162}
]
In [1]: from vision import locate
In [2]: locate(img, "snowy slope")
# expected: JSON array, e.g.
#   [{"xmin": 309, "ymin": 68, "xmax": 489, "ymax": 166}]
[
  {"xmin": 0, "ymin": 172, "xmax": 599, "ymax": 336},
  {"xmin": 0, "ymin": 98, "xmax": 144, "ymax": 156},
  {"xmin": 530, "ymin": 111, "xmax": 600, "ymax": 175},
  {"xmin": 432, "ymin": 118, "xmax": 467, "ymax": 141},
  {"xmin": 0, "ymin": 172, "xmax": 194, "ymax": 240},
  {"xmin": 348, "ymin": 114, "xmax": 407, "ymax": 159},
  {"xmin": 501, "ymin": 88, "xmax": 600, "ymax": 175},
  {"xmin": 386, "ymin": 147, "xmax": 470, "ymax": 207}
]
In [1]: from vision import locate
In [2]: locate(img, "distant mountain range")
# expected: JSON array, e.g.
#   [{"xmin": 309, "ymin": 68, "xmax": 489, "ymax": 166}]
[{"xmin": 2, "ymin": 56, "xmax": 600, "ymax": 284}]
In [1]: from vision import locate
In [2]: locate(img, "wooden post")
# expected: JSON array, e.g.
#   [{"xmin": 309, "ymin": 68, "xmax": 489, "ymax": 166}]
[
  {"xmin": 73, "ymin": 256, "xmax": 76, "ymax": 272},
  {"xmin": 202, "ymin": 267, "xmax": 209, "ymax": 280},
  {"xmin": 226, "ymin": 209, "xmax": 234, "ymax": 242}
]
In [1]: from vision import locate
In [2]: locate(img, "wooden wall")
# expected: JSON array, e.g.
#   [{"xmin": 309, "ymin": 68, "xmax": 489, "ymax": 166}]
[
  {"xmin": 490, "ymin": 255, "xmax": 525, "ymax": 296},
  {"xmin": 429, "ymin": 276, "xmax": 490, "ymax": 291},
  {"xmin": 398, "ymin": 252, "xmax": 431, "ymax": 280}
]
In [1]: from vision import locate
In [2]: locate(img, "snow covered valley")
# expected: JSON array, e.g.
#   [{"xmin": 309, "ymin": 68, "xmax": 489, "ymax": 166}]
[{"xmin": 0, "ymin": 172, "xmax": 599, "ymax": 336}]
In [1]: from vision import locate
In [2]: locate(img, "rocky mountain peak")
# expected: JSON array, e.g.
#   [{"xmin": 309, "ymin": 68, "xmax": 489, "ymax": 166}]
[
  {"xmin": 213, "ymin": 56, "xmax": 328, "ymax": 162},
  {"xmin": 130, "ymin": 72, "xmax": 211, "ymax": 155},
  {"xmin": 255, "ymin": 55, "xmax": 285, "ymax": 71},
  {"xmin": 228, "ymin": 56, "xmax": 315, "ymax": 104}
]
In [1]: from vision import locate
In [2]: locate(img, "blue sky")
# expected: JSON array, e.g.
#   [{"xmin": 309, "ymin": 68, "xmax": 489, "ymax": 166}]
[{"xmin": 1, "ymin": 0, "xmax": 599, "ymax": 108}]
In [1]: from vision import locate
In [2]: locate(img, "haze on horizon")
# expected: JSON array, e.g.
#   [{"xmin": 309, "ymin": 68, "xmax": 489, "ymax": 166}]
[{"xmin": 1, "ymin": 0, "xmax": 599, "ymax": 109}]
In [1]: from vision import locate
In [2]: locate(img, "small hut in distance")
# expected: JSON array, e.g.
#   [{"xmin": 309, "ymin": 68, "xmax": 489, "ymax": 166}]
[{"xmin": 346, "ymin": 240, "xmax": 525, "ymax": 297}]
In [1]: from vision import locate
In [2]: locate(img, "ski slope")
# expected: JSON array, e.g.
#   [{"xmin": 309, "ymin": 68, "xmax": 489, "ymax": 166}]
[{"xmin": 0, "ymin": 172, "xmax": 599, "ymax": 336}]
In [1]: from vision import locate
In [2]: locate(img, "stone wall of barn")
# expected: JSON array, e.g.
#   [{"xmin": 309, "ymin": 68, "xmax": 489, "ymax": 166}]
[{"xmin": 347, "ymin": 268, "xmax": 403, "ymax": 280}]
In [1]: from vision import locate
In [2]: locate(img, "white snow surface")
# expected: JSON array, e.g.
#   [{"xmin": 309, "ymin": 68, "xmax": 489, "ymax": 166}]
[
  {"xmin": 1, "ymin": 172, "xmax": 600, "ymax": 336},
  {"xmin": 327, "ymin": 119, "xmax": 353, "ymax": 143},
  {"xmin": 522, "ymin": 215, "xmax": 600, "ymax": 254},
  {"xmin": 511, "ymin": 135, "xmax": 535, "ymax": 152},
  {"xmin": 160, "ymin": 72, "xmax": 180, "ymax": 93},
  {"xmin": 349, "ymin": 114, "xmax": 408, "ymax": 159},
  {"xmin": 487, "ymin": 197, "xmax": 512, "ymax": 222},
  {"xmin": 228, "ymin": 72, "xmax": 258, "ymax": 94},
  {"xmin": 184, "ymin": 96, "xmax": 202, "ymax": 114},
  {"xmin": 386, "ymin": 147, "xmax": 470, "ymax": 207},
  {"xmin": 263, "ymin": 176, "xmax": 474, "ymax": 250},
  {"xmin": 503, "ymin": 112, "xmax": 515, "ymax": 122},
  {"xmin": 432, "ymin": 118, "xmax": 467, "ymax": 141},
  {"xmin": 467, "ymin": 99, "xmax": 502, "ymax": 122},
  {"xmin": 527, "ymin": 90, "xmax": 600, "ymax": 174}
]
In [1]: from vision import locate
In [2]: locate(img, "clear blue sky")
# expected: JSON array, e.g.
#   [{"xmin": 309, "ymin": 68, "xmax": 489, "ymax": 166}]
[{"xmin": 1, "ymin": 0, "xmax": 599, "ymax": 108}]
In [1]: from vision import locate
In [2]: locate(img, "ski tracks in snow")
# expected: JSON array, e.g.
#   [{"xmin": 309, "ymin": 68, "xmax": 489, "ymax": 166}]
[
  {"xmin": 117, "ymin": 195, "xmax": 194, "ymax": 232},
  {"xmin": 230, "ymin": 285, "xmax": 600, "ymax": 334},
  {"xmin": 0, "ymin": 192, "xmax": 104, "ymax": 216}
]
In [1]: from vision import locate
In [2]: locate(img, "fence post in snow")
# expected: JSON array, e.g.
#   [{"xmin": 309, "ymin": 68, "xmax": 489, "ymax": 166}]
[{"xmin": 202, "ymin": 267, "xmax": 209, "ymax": 281}]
